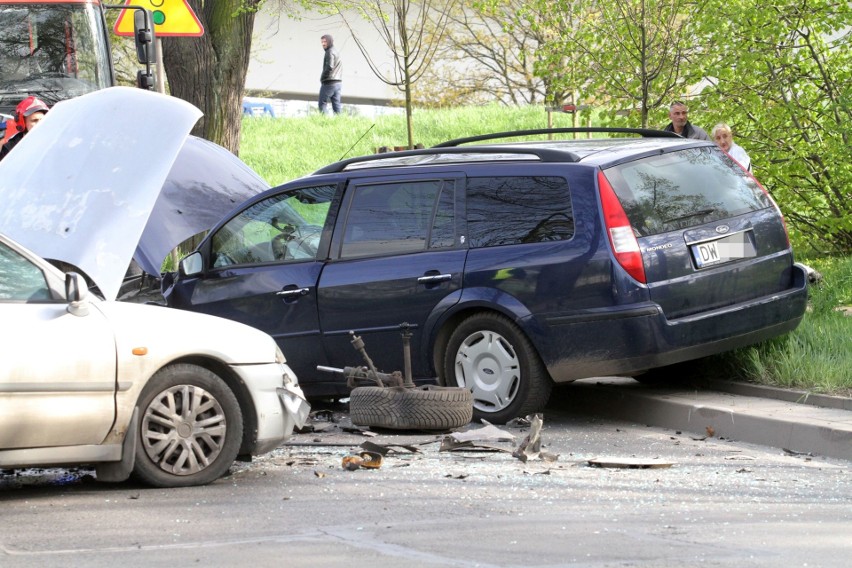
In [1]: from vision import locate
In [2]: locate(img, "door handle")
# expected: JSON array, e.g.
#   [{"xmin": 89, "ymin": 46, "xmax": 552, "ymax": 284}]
[
  {"xmin": 417, "ymin": 273, "xmax": 452, "ymax": 284},
  {"xmin": 276, "ymin": 287, "xmax": 310, "ymax": 298}
]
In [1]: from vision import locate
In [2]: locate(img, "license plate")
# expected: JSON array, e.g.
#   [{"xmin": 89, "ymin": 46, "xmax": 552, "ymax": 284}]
[{"xmin": 691, "ymin": 230, "xmax": 756, "ymax": 268}]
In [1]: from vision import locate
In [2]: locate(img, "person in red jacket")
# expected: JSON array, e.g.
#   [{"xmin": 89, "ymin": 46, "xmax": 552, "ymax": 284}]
[{"xmin": 0, "ymin": 96, "xmax": 49, "ymax": 161}]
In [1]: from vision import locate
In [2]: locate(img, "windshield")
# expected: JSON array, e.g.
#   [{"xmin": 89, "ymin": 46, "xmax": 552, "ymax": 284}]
[{"xmin": 0, "ymin": 3, "xmax": 112, "ymax": 113}]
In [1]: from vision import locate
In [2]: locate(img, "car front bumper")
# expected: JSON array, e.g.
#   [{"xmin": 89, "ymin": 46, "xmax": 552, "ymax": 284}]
[{"xmin": 233, "ymin": 363, "xmax": 310, "ymax": 455}]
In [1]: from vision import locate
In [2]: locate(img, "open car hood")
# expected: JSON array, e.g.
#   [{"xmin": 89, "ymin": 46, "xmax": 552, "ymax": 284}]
[
  {"xmin": 135, "ymin": 135, "xmax": 270, "ymax": 277},
  {"xmin": 0, "ymin": 87, "xmax": 268, "ymax": 299}
]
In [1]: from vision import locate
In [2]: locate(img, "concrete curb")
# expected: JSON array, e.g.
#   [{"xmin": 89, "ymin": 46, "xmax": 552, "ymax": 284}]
[
  {"xmin": 559, "ymin": 378, "xmax": 852, "ymax": 461},
  {"xmin": 697, "ymin": 379, "xmax": 852, "ymax": 411}
]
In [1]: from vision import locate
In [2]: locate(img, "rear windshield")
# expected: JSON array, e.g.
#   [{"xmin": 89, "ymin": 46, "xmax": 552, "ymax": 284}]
[{"xmin": 602, "ymin": 147, "xmax": 773, "ymax": 237}]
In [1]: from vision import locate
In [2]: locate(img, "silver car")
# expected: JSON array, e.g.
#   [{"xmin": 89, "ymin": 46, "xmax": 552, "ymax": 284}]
[
  {"xmin": 0, "ymin": 88, "xmax": 309, "ymax": 487},
  {"xmin": 0, "ymin": 232, "xmax": 308, "ymax": 487}
]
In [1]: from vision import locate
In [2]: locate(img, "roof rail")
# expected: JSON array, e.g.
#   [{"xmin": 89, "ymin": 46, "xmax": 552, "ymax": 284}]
[
  {"xmin": 312, "ymin": 145, "xmax": 582, "ymax": 175},
  {"xmin": 434, "ymin": 127, "xmax": 680, "ymax": 148}
]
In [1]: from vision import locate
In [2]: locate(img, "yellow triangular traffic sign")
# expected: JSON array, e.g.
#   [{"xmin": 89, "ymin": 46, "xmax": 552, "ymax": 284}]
[{"xmin": 114, "ymin": 0, "xmax": 204, "ymax": 38}]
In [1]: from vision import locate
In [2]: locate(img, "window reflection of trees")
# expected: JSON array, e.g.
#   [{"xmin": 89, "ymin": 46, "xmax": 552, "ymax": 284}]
[
  {"xmin": 342, "ymin": 181, "xmax": 443, "ymax": 257},
  {"xmin": 0, "ymin": 6, "xmax": 109, "ymax": 106},
  {"xmin": 614, "ymin": 148, "xmax": 771, "ymax": 236},
  {"xmin": 467, "ymin": 177, "xmax": 574, "ymax": 248},
  {"xmin": 211, "ymin": 186, "xmax": 333, "ymax": 266},
  {"xmin": 621, "ymin": 170, "xmax": 726, "ymax": 234}
]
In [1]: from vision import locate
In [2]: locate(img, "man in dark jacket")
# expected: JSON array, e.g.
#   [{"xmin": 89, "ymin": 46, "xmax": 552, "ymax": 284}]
[
  {"xmin": 662, "ymin": 101, "xmax": 710, "ymax": 140},
  {"xmin": 0, "ymin": 96, "xmax": 49, "ymax": 161},
  {"xmin": 319, "ymin": 34, "xmax": 342, "ymax": 115}
]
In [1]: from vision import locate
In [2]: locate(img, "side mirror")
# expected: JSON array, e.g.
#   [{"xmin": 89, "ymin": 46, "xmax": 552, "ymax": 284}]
[
  {"xmin": 180, "ymin": 252, "xmax": 203, "ymax": 277},
  {"xmin": 136, "ymin": 69, "xmax": 156, "ymax": 90},
  {"xmin": 133, "ymin": 9, "xmax": 155, "ymax": 65},
  {"xmin": 65, "ymin": 272, "xmax": 90, "ymax": 317}
]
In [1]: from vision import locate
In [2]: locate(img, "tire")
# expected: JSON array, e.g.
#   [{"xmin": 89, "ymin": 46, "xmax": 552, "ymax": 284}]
[
  {"xmin": 443, "ymin": 312, "xmax": 552, "ymax": 424},
  {"xmin": 350, "ymin": 385, "xmax": 473, "ymax": 430},
  {"xmin": 133, "ymin": 364, "xmax": 243, "ymax": 488}
]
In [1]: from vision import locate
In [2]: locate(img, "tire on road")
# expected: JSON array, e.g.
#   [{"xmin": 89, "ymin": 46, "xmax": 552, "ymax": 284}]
[
  {"xmin": 443, "ymin": 312, "xmax": 553, "ymax": 424},
  {"xmin": 349, "ymin": 385, "xmax": 473, "ymax": 430},
  {"xmin": 133, "ymin": 364, "xmax": 243, "ymax": 488}
]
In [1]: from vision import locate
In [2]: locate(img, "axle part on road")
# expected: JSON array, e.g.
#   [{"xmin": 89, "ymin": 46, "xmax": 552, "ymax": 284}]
[{"xmin": 317, "ymin": 324, "xmax": 417, "ymax": 389}]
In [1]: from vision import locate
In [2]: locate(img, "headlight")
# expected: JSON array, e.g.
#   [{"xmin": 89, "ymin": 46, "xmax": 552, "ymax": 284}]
[{"xmin": 274, "ymin": 345, "xmax": 287, "ymax": 365}]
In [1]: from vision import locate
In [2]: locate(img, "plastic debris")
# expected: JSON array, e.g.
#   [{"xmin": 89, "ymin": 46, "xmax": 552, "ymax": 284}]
[
  {"xmin": 358, "ymin": 451, "xmax": 383, "ymax": 469},
  {"xmin": 342, "ymin": 455, "xmax": 363, "ymax": 470},
  {"xmin": 587, "ymin": 457, "xmax": 674, "ymax": 469},
  {"xmin": 512, "ymin": 414, "xmax": 559, "ymax": 463},
  {"xmin": 341, "ymin": 451, "xmax": 383, "ymax": 471},
  {"xmin": 439, "ymin": 437, "xmax": 512, "ymax": 453},
  {"xmin": 360, "ymin": 440, "xmax": 420, "ymax": 455},
  {"xmin": 449, "ymin": 422, "xmax": 516, "ymax": 443}
]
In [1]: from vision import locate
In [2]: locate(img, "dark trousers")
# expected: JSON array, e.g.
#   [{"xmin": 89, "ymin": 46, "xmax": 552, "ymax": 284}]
[{"xmin": 319, "ymin": 82, "xmax": 342, "ymax": 114}]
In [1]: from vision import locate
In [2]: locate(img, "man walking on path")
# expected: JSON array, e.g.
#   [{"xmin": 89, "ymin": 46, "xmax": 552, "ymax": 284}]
[
  {"xmin": 319, "ymin": 34, "xmax": 342, "ymax": 115},
  {"xmin": 663, "ymin": 101, "xmax": 710, "ymax": 140}
]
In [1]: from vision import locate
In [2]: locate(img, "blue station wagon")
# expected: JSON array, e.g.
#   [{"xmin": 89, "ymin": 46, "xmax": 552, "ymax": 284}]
[{"xmin": 163, "ymin": 128, "xmax": 809, "ymax": 423}]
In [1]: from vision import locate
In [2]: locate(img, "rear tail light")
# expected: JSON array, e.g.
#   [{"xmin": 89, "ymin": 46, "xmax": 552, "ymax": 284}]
[{"xmin": 598, "ymin": 170, "xmax": 646, "ymax": 283}]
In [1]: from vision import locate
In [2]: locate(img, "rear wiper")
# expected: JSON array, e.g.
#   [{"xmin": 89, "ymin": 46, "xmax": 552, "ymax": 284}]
[{"xmin": 664, "ymin": 208, "xmax": 716, "ymax": 224}]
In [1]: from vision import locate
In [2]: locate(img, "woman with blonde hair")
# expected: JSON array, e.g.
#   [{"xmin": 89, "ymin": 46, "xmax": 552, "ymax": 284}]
[{"xmin": 712, "ymin": 123, "xmax": 751, "ymax": 171}]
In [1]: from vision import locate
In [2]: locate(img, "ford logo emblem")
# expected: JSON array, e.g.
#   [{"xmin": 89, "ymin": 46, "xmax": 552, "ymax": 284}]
[{"xmin": 715, "ymin": 225, "xmax": 730, "ymax": 234}]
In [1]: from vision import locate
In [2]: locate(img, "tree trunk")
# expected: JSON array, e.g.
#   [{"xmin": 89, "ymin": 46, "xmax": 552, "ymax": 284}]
[{"xmin": 161, "ymin": 0, "xmax": 257, "ymax": 155}]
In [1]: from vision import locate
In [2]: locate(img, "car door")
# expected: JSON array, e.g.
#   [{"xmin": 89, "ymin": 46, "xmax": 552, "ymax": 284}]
[
  {"xmin": 168, "ymin": 184, "xmax": 339, "ymax": 388},
  {"xmin": 0, "ymin": 239, "xmax": 116, "ymax": 449},
  {"xmin": 317, "ymin": 174, "xmax": 466, "ymax": 378}
]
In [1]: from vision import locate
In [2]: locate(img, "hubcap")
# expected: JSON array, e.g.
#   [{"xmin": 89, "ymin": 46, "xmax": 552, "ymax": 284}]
[
  {"xmin": 453, "ymin": 329, "xmax": 520, "ymax": 413},
  {"xmin": 141, "ymin": 385, "xmax": 227, "ymax": 476}
]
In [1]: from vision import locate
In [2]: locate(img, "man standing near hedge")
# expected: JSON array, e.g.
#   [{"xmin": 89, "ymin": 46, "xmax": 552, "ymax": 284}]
[
  {"xmin": 663, "ymin": 101, "xmax": 710, "ymax": 140},
  {"xmin": 319, "ymin": 34, "xmax": 342, "ymax": 115}
]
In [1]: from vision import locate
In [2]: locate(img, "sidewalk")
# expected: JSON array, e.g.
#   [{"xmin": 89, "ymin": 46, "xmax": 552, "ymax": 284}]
[{"xmin": 557, "ymin": 377, "xmax": 852, "ymax": 461}]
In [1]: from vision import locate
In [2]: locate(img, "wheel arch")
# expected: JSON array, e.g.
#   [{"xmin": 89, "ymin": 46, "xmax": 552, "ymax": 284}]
[
  {"xmin": 428, "ymin": 291, "xmax": 548, "ymax": 385},
  {"xmin": 163, "ymin": 355, "xmax": 258, "ymax": 457}
]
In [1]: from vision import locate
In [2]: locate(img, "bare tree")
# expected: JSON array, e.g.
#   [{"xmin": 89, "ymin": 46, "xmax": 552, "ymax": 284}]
[
  {"xmin": 417, "ymin": 1, "xmax": 589, "ymax": 125},
  {"xmin": 417, "ymin": 2, "xmax": 546, "ymax": 106},
  {"xmin": 333, "ymin": 0, "xmax": 458, "ymax": 148}
]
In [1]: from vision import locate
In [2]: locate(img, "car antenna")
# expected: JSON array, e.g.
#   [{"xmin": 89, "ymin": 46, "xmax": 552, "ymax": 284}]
[{"xmin": 338, "ymin": 123, "xmax": 375, "ymax": 161}]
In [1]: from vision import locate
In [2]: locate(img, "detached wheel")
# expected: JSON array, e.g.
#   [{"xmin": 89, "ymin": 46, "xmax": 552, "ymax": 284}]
[
  {"xmin": 350, "ymin": 386, "xmax": 473, "ymax": 430},
  {"xmin": 443, "ymin": 313, "xmax": 552, "ymax": 424},
  {"xmin": 133, "ymin": 364, "xmax": 243, "ymax": 488}
]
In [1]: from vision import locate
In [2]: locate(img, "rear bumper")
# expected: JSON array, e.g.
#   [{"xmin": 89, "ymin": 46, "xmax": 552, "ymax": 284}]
[{"xmin": 540, "ymin": 264, "xmax": 809, "ymax": 381}]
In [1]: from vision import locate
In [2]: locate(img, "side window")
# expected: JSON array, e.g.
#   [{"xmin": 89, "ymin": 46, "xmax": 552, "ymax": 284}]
[
  {"xmin": 0, "ymin": 242, "xmax": 51, "ymax": 301},
  {"xmin": 210, "ymin": 185, "xmax": 335, "ymax": 268},
  {"xmin": 430, "ymin": 183, "xmax": 456, "ymax": 249},
  {"xmin": 467, "ymin": 176, "xmax": 574, "ymax": 248},
  {"xmin": 340, "ymin": 179, "xmax": 452, "ymax": 259}
]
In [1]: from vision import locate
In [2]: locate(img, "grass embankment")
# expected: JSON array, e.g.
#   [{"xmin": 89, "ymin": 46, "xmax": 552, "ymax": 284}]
[
  {"xmin": 240, "ymin": 106, "xmax": 852, "ymax": 396},
  {"xmin": 240, "ymin": 105, "xmax": 561, "ymax": 185}
]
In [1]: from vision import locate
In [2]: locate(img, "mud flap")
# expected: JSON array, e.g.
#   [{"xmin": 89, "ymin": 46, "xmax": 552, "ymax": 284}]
[{"xmin": 95, "ymin": 407, "xmax": 138, "ymax": 483}]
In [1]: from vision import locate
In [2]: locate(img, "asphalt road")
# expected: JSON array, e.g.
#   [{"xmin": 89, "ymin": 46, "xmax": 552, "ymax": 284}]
[{"xmin": 1, "ymin": 381, "xmax": 850, "ymax": 568}]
